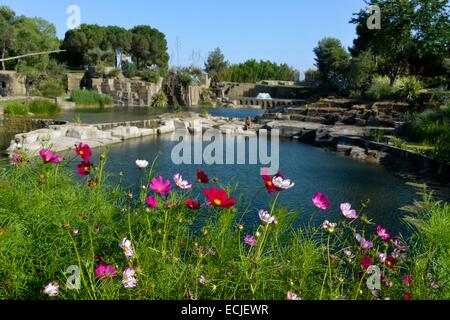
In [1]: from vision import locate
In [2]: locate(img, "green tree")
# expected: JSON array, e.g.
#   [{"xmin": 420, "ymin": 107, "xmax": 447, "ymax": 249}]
[
  {"xmin": 61, "ymin": 24, "xmax": 106, "ymax": 68},
  {"xmin": 313, "ymin": 37, "xmax": 350, "ymax": 92},
  {"xmin": 130, "ymin": 25, "xmax": 169, "ymax": 75},
  {"xmin": 350, "ymin": 0, "xmax": 449, "ymax": 81},
  {"xmin": 347, "ymin": 50, "xmax": 377, "ymax": 96},
  {"xmin": 204, "ymin": 48, "xmax": 228, "ymax": 82},
  {"xmin": 0, "ymin": 6, "xmax": 16, "ymax": 70}
]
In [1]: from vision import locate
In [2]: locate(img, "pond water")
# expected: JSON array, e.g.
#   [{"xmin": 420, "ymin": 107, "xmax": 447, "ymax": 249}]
[
  {"xmin": 92, "ymin": 134, "xmax": 419, "ymax": 236},
  {"xmin": 1, "ymin": 106, "xmax": 420, "ymax": 235}
]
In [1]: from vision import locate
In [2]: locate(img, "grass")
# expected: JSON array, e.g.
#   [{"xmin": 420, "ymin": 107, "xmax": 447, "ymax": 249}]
[
  {"xmin": 70, "ymin": 90, "xmax": 113, "ymax": 107},
  {"xmin": 3, "ymin": 100, "xmax": 61, "ymax": 117},
  {"xmin": 0, "ymin": 149, "xmax": 448, "ymax": 300}
]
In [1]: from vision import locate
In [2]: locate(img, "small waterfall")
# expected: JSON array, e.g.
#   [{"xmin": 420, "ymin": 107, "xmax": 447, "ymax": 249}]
[{"xmin": 256, "ymin": 93, "xmax": 272, "ymax": 100}]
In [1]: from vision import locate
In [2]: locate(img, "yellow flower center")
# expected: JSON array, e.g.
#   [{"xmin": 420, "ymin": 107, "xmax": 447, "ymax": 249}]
[
  {"xmin": 79, "ymin": 150, "xmax": 84, "ymax": 155},
  {"xmin": 214, "ymin": 199, "xmax": 222, "ymax": 206},
  {"xmin": 157, "ymin": 187, "xmax": 162, "ymax": 192}
]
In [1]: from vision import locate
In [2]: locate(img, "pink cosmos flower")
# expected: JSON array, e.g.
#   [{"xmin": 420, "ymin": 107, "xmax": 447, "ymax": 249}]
[
  {"xmin": 119, "ymin": 237, "xmax": 135, "ymax": 260},
  {"xmin": 340, "ymin": 203, "xmax": 358, "ymax": 219},
  {"xmin": 244, "ymin": 235, "xmax": 257, "ymax": 247},
  {"xmin": 149, "ymin": 176, "xmax": 171, "ymax": 195},
  {"xmin": 146, "ymin": 196, "xmax": 157, "ymax": 208},
  {"xmin": 11, "ymin": 154, "xmax": 24, "ymax": 164},
  {"xmin": 376, "ymin": 225, "xmax": 391, "ymax": 241},
  {"xmin": 76, "ymin": 161, "xmax": 91, "ymax": 177},
  {"xmin": 356, "ymin": 233, "xmax": 374, "ymax": 249},
  {"xmin": 312, "ymin": 193, "xmax": 331, "ymax": 210},
  {"xmin": 287, "ymin": 291, "xmax": 301, "ymax": 300},
  {"xmin": 378, "ymin": 253, "xmax": 387, "ymax": 263},
  {"xmin": 44, "ymin": 282, "xmax": 59, "ymax": 297},
  {"xmin": 173, "ymin": 173, "xmax": 192, "ymax": 190},
  {"xmin": 75, "ymin": 143, "xmax": 92, "ymax": 161},
  {"xmin": 402, "ymin": 275, "xmax": 413, "ymax": 287},
  {"xmin": 122, "ymin": 268, "xmax": 138, "ymax": 288},
  {"xmin": 39, "ymin": 149, "xmax": 62, "ymax": 164},
  {"xmin": 95, "ymin": 263, "xmax": 117, "ymax": 280}
]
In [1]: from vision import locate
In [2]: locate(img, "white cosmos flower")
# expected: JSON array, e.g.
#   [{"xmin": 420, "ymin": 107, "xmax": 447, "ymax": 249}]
[
  {"xmin": 44, "ymin": 282, "xmax": 59, "ymax": 297},
  {"xmin": 272, "ymin": 176, "xmax": 295, "ymax": 190},
  {"xmin": 119, "ymin": 237, "xmax": 135, "ymax": 260},
  {"xmin": 321, "ymin": 220, "xmax": 337, "ymax": 233},
  {"xmin": 258, "ymin": 209, "xmax": 276, "ymax": 224},
  {"xmin": 173, "ymin": 173, "xmax": 192, "ymax": 190},
  {"xmin": 122, "ymin": 268, "xmax": 137, "ymax": 288},
  {"xmin": 136, "ymin": 160, "xmax": 149, "ymax": 169},
  {"xmin": 287, "ymin": 291, "xmax": 301, "ymax": 300}
]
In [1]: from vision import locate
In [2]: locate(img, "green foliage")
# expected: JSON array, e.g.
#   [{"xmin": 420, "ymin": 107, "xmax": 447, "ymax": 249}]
[
  {"xmin": 122, "ymin": 62, "xmax": 138, "ymax": 78},
  {"xmin": 150, "ymin": 91, "xmax": 168, "ymax": 108},
  {"xmin": 38, "ymin": 78, "xmax": 65, "ymax": 97},
  {"xmin": 347, "ymin": 51, "xmax": 377, "ymax": 96},
  {"xmin": 139, "ymin": 70, "xmax": 160, "ymax": 83},
  {"xmin": 350, "ymin": 0, "xmax": 450, "ymax": 81},
  {"xmin": 313, "ymin": 37, "xmax": 350, "ymax": 93},
  {"xmin": 223, "ymin": 59, "xmax": 298, "ymax": 83},
  {"xmin": 107, "ymin": 68, "xmax": 122, "ymax": 78},
  {"xmin": 28, "ymin": 100, "xmax": 60, "ymax": 115},
  {"xmin": 70, "ymin": 90, "xmax": 113, "ymax": 107},
  {"xmin": 365, "ymin": 76, "xmax": 396, "ymax": 100},
  {"xmin": 397, "ymin": 76, "xmax": 423, "ymax": 103},
  {"xmin": 0, "ymin": 156, "xmax": 448, "ymax": 300},
  {"xmin": 205, "ymin": 48, "xmax": 228, "ymax": 82},
  {"xmin": 4, "ymin": 101, "xmax": 28, "ymax": 116}
]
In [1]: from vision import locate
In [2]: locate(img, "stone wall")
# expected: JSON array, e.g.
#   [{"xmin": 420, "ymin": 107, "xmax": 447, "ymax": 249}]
[
  {"xmin": 67, "ymin": 73, "xmax": 84, "ymax": 92},
  {"xmin": 87, "ymin": 76, "xmax": 163, "ymax": 107},
  {"xmin": 0, "ymin": 71, "xmax": 26, "ymax": 97},
  {"xmin": 217, "ymin": 82, "xmax": 318, "ymax": 99}
]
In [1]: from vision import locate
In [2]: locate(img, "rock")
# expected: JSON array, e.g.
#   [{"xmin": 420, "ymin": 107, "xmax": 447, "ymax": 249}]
[
  {"xmin": 157, "ymin": 120, "xmax": 175, "ymax": 135},
  {"xmin": 293, "ymin": 129, "xmax": 316, "ymax": 143},
  {"xmin": 350, "ymin": 147, "xmax": 368, "ymax": 160},
  {"xmin": 337, "ymin": 144, "xmax": 352, "ymax": 155}
]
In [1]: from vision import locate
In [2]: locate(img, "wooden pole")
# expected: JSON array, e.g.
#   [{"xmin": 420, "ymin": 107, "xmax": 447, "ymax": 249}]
[{"xmin": 0, "ymin": 49, "xmax": 66, "ymax": 62}]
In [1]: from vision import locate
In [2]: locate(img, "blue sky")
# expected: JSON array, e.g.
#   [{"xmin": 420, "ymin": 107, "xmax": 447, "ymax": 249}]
[{"xmin": 2, "ymin": 0, "xmax": 366, "ymax": 74}]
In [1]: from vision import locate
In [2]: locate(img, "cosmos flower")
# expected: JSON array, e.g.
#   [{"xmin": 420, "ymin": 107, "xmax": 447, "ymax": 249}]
[
  {"xmin": 343, "ymin": 247, "xmax": 355, "ymax": 260},
  {"xmin": 360, "ymin": 254, "xmax": 373, "ymax": 270},
  {"xmin": 135, "ymin": 159, "xmax": 149, "ymax": 169},
  {"xmin": 186, "ymin": 199, "xmax": 200, "ymax": 210},
  {"xmin": 11, "ymin": 154, "xmax": 24, "ymax": 164},
  {"xmin": 173, "ymin": 173, "xmax": 192, "ymax": 190},
  {"xmin": 122, "ymin": 268, "xmax": 138, "ymax": 288},
  {"xmin": 76, "ymin": 161, "xmax": 91, "ymax": 177},
  {"xmin": 402, "ymin": 275, "xmax": 413, "ymax": 287},
  {"xmin": 119, "ymin": 237, "xmax": 135, "ymax": 260},
  {"xmin": 146, "ymin": 196, "xmax": 157, "ymax": 208},
  {"xmin": 203, "ymin": 187, "xmax": 235, "ymax": 209},
  {"xmin": 149, "ymin": 176, "xmax": 171, "ymax": 195},
  {"xmin": 385, "ymin": 255, "xmax": 396, "ymax": 269},
  {"xmin": 244, "ymin": 235, "xmax": 257, "ymax": 247},
  {"xmin": 272, "ymin": 175, "xmax": 295, "ymax": 190},
  {"xmin": 287, "ymin": 291, "xmax": 301, "ymax": 300},
  {"xmin": 321, "ymin": 220, "xmax": 337, "ymax": 233},
  {"xmin": 258, "ymin": 209, "xmax": 276, "ymax": 224},
  {"xmin": 39, "ymin": 149, "xmax": 62, "ymax": 164},
  {"xmin": 312, "ymin": 193, "xmax": 331, "ymax": 210},
  {"xmin": 95, "ymin": 263, "xmax": 117, "ymax": 280},
  {"xmin": 75, "ymin": 143, "xmax": 92, "ymax": 161},
  {"xmin": 196, "ymin": 170, "xmax": 209, "ymax": 183},
  {"xmin": 340, "ymin": 203, "xmax": 358, "ymax": 219},
  {"xmin": 378, "ymin": 253, "xmax": 387, "ymax": 263},
  {"xmin": 376, "ymin": 225, "xmax": 391, "ymax": 241},
  {"xmin": 356, "ymin": 233, "xmax": 374, "ymax": 249},
  {"xmin": 44, "ymin": 282, "xmax": 59, "ymax": 297}
]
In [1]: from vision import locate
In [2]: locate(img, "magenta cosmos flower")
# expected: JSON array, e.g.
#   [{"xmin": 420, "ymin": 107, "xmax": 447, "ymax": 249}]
[
  {"xmin": 39, "ymin": 149, "xmax": 62, "ymax": 164},
  {"xmin": 146, "ymin": 196, "xmax": 157, "ymax": 208},
  {"xmin": 312, "ymin": 193, "xmax": 331, "ymax": 210},
  {"xmin": 149, "ymin": 176, "xmax": 171, "ymax": 195},
  {"xmin": 340, "ymin": 203, "xmax": 358, "ymax": 219},
  {"xmin": 95, "ymin": 263, "xmax": 117, "ymax": 280},
  {"xmin": 244, "ymin": 235, "xmax": 257, "ymax": 247},
  {"xmin": 376, "ymin": 225, "xmax": 391, "ymax": 241}
]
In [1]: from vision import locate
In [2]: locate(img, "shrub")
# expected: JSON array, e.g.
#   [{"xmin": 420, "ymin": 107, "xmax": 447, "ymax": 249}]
[
  {"xmin": 122, "ymin": 63, "xmax": 138, "ymax": 78},
  {"xmin": 28, "ymin": 100, "xmax": 61, "ymax": 115},
  {"xmin": 4, "ymin": 101, "xmax": 28, "ymax": 116},
  {"xmin": 139, "ymin": 70, "xmax": 160, "ymax": 83},
  {"xmin": 38, "ymin": 78, "xmax": 65, "ymax": 98},
  {"xmin": 70, "ymin": 90, "xmax": 113, "ymax": 107},
  {"xmin": 396, "ymin": 76, "xmax": 423, "ymax": 103},
  {"xmin": 150, "ymin": 91, "xmax": 168, "ymax": 108},
  {"xmin": 365, "ymin": 76, "xmax": 396, "ymax": 100},
  {"xmin": 107, "ymin": 69, "xmax": 122, "ymax": 78}
]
